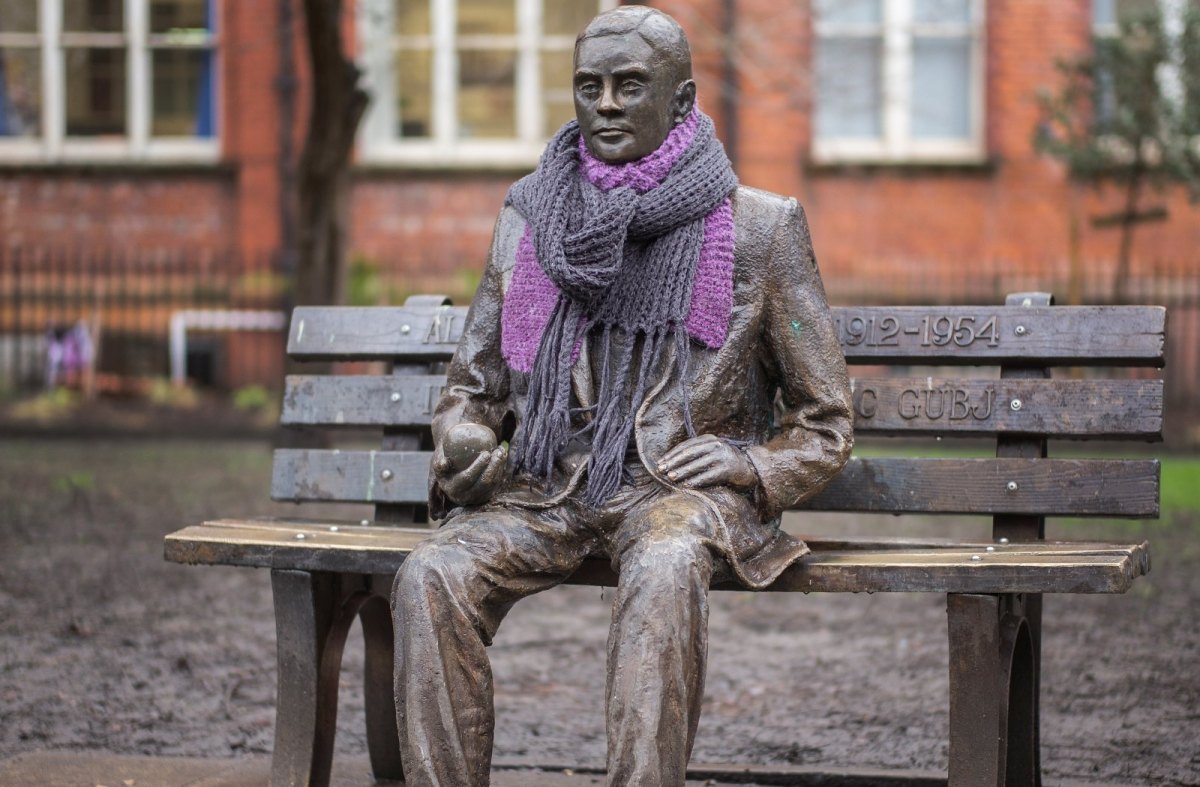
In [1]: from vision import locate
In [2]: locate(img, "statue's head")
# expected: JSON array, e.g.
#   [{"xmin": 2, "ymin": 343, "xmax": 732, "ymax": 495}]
[{"xmin": 573, "ymin": 6, "xmax": 696, "ymax": 164}]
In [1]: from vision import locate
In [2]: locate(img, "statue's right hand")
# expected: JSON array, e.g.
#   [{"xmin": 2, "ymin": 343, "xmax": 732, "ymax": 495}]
[{"xmin": 433, "ymin": 443, "xmax": 509, "ymax": 506}]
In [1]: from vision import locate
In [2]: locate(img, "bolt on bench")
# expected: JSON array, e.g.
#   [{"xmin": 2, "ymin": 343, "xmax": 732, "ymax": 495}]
[{"xmin": 165, "ymin": 292, "xmax": 1164, "ymax": 787}]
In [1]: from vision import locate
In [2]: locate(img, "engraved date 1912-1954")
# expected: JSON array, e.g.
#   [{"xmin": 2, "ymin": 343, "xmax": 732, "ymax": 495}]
[{"xmin": 835, "ymin": 314, "xmax": 1002, "ymax": 348}]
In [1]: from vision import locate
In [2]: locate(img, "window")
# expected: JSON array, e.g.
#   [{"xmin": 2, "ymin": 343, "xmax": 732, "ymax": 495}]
[
  {"xmin": 1092, "ymin": 0, "xmax": 1190, "ymax": 126},
  {"xmin": 813, "ymin": 0, "xmax": 985, "ymax": 163},
  {"xmin": 0, "ymin": 0, "xmax": 218, "ymax": 162},
  {"xmin": 357, "ymin": 0, "xmax": 615, "ymax": 167}
]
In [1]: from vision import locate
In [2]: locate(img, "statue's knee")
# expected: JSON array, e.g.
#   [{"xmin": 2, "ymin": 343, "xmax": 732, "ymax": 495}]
[
  {"xmin": 392, "ymin": 538, "xmax": 478, "ymax": 610},
  {"xmin": 643, "ymin": 495, "xmax": 716, "ymax": 539},
  {"xmin": 621, "ymin": 533, "xmax": 711, "ymax": 588}
]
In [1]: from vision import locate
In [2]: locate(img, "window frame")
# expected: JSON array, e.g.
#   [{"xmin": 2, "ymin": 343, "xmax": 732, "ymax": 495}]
[
  {"xmin": 812, "ymin": 0, "xmax": 987, "ymax": 165},
  {"xmin": 356, "ymin": 0, "xmax": 616, "ymax": 168},
  {"xmin": 0, "ymin": 0, "xmax": 220, "ymax": 163}
]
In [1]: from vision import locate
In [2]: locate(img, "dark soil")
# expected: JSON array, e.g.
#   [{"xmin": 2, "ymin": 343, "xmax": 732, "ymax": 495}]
[{"xmin": 1, "ymin": 439, "xmax": 1197, "ymax": 784}]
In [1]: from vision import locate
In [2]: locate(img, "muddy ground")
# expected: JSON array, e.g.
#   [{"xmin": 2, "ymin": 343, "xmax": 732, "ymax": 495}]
[{"xmin": 1, "ymin": 439, "xmax": 1197, "ymax": 785}]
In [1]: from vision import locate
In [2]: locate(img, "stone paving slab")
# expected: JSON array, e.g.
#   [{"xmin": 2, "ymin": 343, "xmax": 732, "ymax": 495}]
[
  {"xmin": 0, "ymin": 752, "xmax": 697, "ymax": 787},
  {"xmin": 0, "ymin": 751, "xmax": 1130, "ymax": 787},
  {"xmin": 0, "ymin": 752, "xmax": 578, "ymax": 787}
]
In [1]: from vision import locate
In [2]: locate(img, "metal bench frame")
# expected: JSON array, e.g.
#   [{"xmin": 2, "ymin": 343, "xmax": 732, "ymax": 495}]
[{"xmin": 166, "ymin": 292, "xmax": 1165, "ymax": 787}]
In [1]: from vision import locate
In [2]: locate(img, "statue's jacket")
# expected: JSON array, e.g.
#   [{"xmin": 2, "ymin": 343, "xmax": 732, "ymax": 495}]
[{"xmin": 430, "ymin": 185, "xmax": 854, "ymax": 589}]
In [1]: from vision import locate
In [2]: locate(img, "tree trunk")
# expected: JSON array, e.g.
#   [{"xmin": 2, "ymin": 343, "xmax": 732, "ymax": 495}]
[
  {"xmin": 1067, "ymin": 181, "xmax": 1084, "ymax": 306},
  {"xmin": 1113, "ymin": 156, "xmax": 1144, "ymax": 304},
  {"xmin": 295, "ymin": 0, "xmax": 369, "ymax": 309},
  {"xmin": 278, "ymin": 0, "xmax": 368, "ymax": 450}
]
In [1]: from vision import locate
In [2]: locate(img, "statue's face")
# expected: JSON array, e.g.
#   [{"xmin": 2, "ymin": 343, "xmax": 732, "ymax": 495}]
[{"xmin": 573, "ymin": 33, "xmax": 684, "ymax": 164}]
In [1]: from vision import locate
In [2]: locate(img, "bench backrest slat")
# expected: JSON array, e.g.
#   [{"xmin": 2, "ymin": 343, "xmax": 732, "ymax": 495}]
[
  {"xmin": 276, "ymin": 295, "xmax": 1164, "ymax": 530},
  {"xmin": 287, "ymin": 305, "xmax": 1167, "ymax": 366},
  {"xmin": 849, "ymin": 377, "xmax": 1163, "ymax": 438},
  {"xmin": 282, "ymin": 374, "xmax": 445, "ymax": 428},
  {"xmin": 282, "ymin": 374, "xmax": 1164, "ymax": 440},
  {"xmin": 271, "ymin": 449, "xmax": 1160, "ymax": 518},
  {"xmin": 288, "ymin": 305, "xmax": 464, "ymax": 362},
  {"xmin": 803, "ymin": 456, "xmax": 1159, "ymax": 517},
  {"xmin": 833, "ymin": 305, "xmax": 1166, "ymax": 365}
]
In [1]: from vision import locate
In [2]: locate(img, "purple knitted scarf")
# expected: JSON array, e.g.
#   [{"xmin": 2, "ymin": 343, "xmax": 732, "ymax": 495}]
[{"xmin": 503, "ymin": 108, "xmax": 737, "ymax": 505}]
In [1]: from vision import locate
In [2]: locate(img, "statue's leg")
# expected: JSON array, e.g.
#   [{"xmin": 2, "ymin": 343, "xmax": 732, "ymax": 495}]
[
  {"xmin": 605, "ymin": 492, "xmax": 716, "ymax": 787},
  {"xmin": 391, "ymin": 504, "xmax": 593, "ymax": 787}
]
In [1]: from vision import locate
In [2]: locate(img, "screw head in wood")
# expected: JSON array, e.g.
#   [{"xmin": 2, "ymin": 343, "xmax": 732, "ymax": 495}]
[
  {"xmin": 380, "ymin": 469, "xmax": 393, "ymax": 481},
  {"xmin": 295, "ymin": 533, "xmax": 307, "ymax": 540},
  {"xmin": 986, "ymin": 545, "xmax": 995, "ymax": 552},
  {"xmin": 971, "ymin": 555, "xmax": 982, "ymax": 561},
  {"xmin": 1015, "ymin": 325, "xmax": 1027, "ymax": 336},
  {"xmin": 999, "ymin": 537, "xmax": 1010, "ymax": 544},
  {"xmin": 329, "ymin": 526, "xmax": 339, "ymax": 532},
  {"xmin": 360, "ymin": 519, "xmax": 370, "ymax": 526},
  {"xmin": 1010, "ymin": 398, "xmax": 1022, "ymax": 411},
  {"xmin": 390, "ymin": 392, "xmax": 401, "ymax": 403},
  {"xmin": 1006, "ymin": 481, "xmax": 1019, "ymax": 492},
  {"xmin": 400, "ymin": 324, "xmax": 411, "ymax": 335}
]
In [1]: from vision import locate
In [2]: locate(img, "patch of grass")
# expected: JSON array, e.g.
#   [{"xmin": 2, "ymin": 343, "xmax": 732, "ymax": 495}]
[
  {"xmin": 53, "ymin": 472, "xmax": 95, "ymax": 495},
  {"xmin": 6, "ymin": 387, "xmax": 79, "ymax": 421},
  {"xmin": 1159, "ymin": 457, "xmax": 1200, "ymax": 515}
]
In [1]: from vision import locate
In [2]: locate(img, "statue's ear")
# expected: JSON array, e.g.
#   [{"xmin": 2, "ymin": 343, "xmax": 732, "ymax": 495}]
[{"xmin": 672, "ymin": 80, "xmax": 697, "ymax": 126}]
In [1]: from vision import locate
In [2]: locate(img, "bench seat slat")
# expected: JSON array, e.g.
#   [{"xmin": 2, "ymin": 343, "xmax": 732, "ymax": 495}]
[
  {"xmin": 164, "ymin": 519, "xmax": 1149, "ymax": 595},
  {"xmin": 287, "ymin": 305, "xmax": 1166, "ymax": 366},
  {"xmin": 272, "ymin": 449, "xmax": 1160, "ymax": 518},
  {"xmin": 282, "ymin": 374, "xmax": 1164, "ymax": 440}
]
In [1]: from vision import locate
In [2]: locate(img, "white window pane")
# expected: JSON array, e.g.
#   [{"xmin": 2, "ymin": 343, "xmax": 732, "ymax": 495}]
[
  {"xmin": 541, "ymin": 49, "xmax": 575, "ymax": 136},
  {"xmin": 66, "ymin": 47, "xmax": 127, "ymax": 137},
  {"xmin": 458, "ymin": 0, "xmax": 515, "ymax": 36},
  {"xmin": 911, "ymin": 37, "xmax": 971, "ymax": 138},
  {"xmin": 914, "ymin": 0, "xmax": 972, "ymax": 24},
  {"xmin": 0, "ymin": 47, "xmax": 40, "ymax": 137},
  {"xmin": 395, "ymin": 48, "xmax": 433, "ymax": 138},
  {"xmin": 1094, "ymin": 0, "xmax": 1117, "ymax": 26},
  {"xmin": 545, "ymin": 1, "xmax": 597, "ymax": 36},
  {"xmin": 395, "ymin": 0, "xmax": 431, "ymax": 37},
  {"xmin": 458, "ymin": 49, "xmax": 515, "ymax": 138},
  {"xmin": 0, "ymin": 1, "xmax": 38, "ymax": 32},
  {"xmin": 814, "ymin": 0, "xmax": 882, "ymax": 25},
  {"xmin": 1117, "ymin": 0, "xmax": 1163, "ymax": 21},
  {"xmin": 152, "ymin": 49, "xmax": 216, "ymax": 137},
  {"xmin": 150, "ymin": 0, "xmax": 211, "ymax": 33},
  {"xmin": 64, "ymin": 0, "xmax": 124, "ymax": 32},
  {"xmin": 816, "ymin": 37, "xmax": 882, "ymax": 138}
]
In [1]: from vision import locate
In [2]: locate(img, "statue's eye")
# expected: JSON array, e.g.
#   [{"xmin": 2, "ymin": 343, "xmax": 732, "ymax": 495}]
[
  {"xmin": 620, "ymin": 81, "xmax": 644, "ymax": 96},
  {"xmin": 577, "ymin": 82, "xmax": 600, "ymax": 99}
]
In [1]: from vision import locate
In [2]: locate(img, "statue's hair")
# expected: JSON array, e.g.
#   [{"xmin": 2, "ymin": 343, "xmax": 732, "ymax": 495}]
[{"xmin": 576, "ymin": 6, "xmax": 693, "ymax": 82}]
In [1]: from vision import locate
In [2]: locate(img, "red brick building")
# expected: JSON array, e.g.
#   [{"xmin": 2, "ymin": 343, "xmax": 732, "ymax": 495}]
[{"xmin": 1, "ymin": 0, "xmax": 1196, "ymax": 301}]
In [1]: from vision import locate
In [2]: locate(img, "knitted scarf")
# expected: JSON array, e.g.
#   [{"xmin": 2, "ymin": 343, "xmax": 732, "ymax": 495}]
[{"xmin": 503, "ymin": 108, "xmax": 737, "ymax": 505}]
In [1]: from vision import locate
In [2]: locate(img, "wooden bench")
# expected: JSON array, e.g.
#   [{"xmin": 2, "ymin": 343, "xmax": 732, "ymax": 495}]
[{"xmin": 165, "ymin": 292, "xmax": 1164, "ymax": 787}]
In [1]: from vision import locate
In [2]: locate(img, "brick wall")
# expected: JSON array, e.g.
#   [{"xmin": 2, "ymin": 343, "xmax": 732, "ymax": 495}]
[
  {"xmin": 3, "ymin": 0, "xmax": 1196, "ymax": 298},
  {"xmin": 341, "ymin": 0, "xmax": 1199, "ymax": 298},
  {"xmin": 0, "ymin": 171, "xmax": 235, "ymax": 251}
]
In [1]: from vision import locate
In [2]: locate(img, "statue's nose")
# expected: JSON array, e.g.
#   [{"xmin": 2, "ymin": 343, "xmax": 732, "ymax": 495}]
[{"xmin": 598, "ymin": 84, "xmax": 621, "ymax": 114}]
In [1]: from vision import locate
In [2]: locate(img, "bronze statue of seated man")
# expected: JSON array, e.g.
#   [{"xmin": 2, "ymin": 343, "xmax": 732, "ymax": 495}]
[{"xmin": 391, "ymin": 6, "xmax": 853, "ymax": 786}]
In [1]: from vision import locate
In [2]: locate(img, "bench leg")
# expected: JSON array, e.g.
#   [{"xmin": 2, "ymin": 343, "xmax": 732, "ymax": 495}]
[
  {"xmin": 270, "ymin": 569, "xmax": 356, "ymax": 787},
  {"xmin": 360, "ymin": 580, "xmax": 403, "ymax": 782},
  {"xmin": 947, "ymin": 593, "xmax": 1041, "ymax": 787}
]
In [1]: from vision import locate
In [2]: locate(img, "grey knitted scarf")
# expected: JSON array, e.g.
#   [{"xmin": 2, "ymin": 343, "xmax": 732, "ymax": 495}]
[{"xmin": 506, "ymin": 111, "xmax": 737, "ymax": 505}]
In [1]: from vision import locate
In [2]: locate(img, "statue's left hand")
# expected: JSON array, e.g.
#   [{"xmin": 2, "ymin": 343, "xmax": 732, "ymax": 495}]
[{"xmin": 657, "ymin": 434, "xmax": 758, "ymax": 490}]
